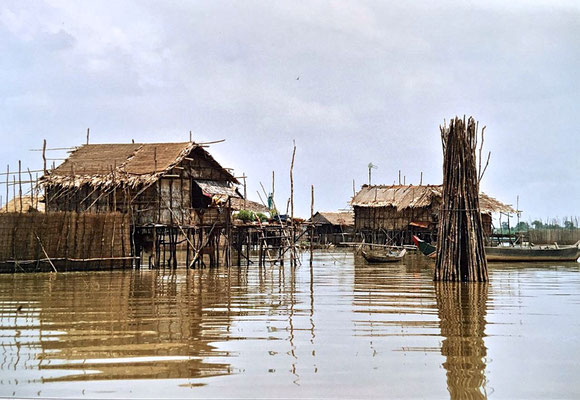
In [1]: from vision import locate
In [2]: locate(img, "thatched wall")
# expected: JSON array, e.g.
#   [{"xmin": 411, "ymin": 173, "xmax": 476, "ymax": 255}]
[
  {"xmin": 132, "ymin": 178, "xmax": 192, "ymax": 225},
  {"xmin": 354, "ymin": 203, "xmax": 494, "ymax": 245},
  {"xmin": 354, "ymin": 205, "xmax": 438, "ymax": 231},
  {"xmin": 0, "ymin": 212, "xmax": 131, "ymax": 272}
]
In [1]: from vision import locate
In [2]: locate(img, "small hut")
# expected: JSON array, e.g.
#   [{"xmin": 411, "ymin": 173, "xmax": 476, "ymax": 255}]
[
  {"xmin": 351, "ymin": 184, "xmax": 514, "ymax": 245},
  {"xmin": 40, "ymin": 141, "xmax": 243, "ymax": 268},
  {"xmin": 310, "ymin": 211, "xmax": 355, "ymax": 245},
  {"xmin": 41, "ymin": 142, "xmax": 240, "ymax": 226}
]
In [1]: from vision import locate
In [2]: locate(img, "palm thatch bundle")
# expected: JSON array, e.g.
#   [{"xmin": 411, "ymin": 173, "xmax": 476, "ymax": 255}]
[{"xmin": 434, "ymin": 117, "xmax": 488, "ymax": 282}]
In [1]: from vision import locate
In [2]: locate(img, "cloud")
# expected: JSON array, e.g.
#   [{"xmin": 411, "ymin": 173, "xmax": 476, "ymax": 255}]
[{"xmin": 0, "ymin": 0, "xmax": 578, "ymax": 218}]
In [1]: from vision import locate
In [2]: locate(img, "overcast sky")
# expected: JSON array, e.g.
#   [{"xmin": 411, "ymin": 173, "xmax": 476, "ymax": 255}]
[{"xmin": 1, "ymin": 1, "xmax": 578, "ymax": 221}]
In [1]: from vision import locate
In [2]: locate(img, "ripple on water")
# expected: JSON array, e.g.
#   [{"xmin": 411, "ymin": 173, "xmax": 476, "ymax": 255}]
[{"xmin": 0, "ymin": 252, "xmax": 579, "ymax": 398}]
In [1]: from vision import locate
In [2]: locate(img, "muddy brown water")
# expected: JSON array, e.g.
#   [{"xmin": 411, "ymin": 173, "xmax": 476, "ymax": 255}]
[{"xmin": 1, "ymin": 251, "xmax": 579, "ymax": 399}]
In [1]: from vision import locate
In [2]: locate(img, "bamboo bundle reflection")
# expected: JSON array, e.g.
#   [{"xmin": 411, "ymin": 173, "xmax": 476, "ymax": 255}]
[{"xmin": 436, "ymin": 282, "xmax": 489, "ymax": 400}]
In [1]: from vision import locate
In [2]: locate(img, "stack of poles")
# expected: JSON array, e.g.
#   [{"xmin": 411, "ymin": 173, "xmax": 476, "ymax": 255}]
[{"xmin": 434, "ymin": 116, "xmax": 488, "ymax": 282}]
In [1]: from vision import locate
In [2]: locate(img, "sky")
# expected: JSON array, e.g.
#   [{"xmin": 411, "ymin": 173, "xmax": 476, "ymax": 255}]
[{"xmin": 1, "ymin": 0, "xmax": 579, "ymax": 221}]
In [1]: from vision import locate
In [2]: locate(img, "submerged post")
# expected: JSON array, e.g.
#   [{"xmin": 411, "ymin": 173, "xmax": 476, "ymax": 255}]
[
  {"xmin": 310, "ymin": 184, "xmax": 314, "ymax": 267},
  {"xmin": 289, "ymin": 141, "xmax": 296, "ymax": 268},
  {"xmin": 434, "ymin": 116, "xmax": 488, "ymax": 282}
]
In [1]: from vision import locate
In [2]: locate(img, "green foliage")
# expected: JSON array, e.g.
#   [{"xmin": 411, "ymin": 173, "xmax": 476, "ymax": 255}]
[
  {"xmin": 531, "ymin": 220, "xmax": 544, "ymax": 230},
  {"xmin": 237, "ymin": 210, "xmax": 255, "ymax": 222},
  {"xmin": 256, "ymin": 212, "xmax": 268, "ymax": 222},
  {"xmin": 495, "ymin": 218, "xmax": 579, "ymax": 234},
  {"xmin": 564, "ymin": 220, "xmax": 576, "ymax": 229},
  {"xmin": 494, "ymin": 221, "xmax": 530, "ymax": 235},
  {"xmin": 236, "ymin": 210, "xmax": 269, "ymax": 223},
  {"xmin": 514, "ymin": 221, "xmax": 529, "ymax": 232}
]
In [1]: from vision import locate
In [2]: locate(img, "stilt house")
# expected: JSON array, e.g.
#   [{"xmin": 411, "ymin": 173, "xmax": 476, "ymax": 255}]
[
  {"xmin": 310, "ymin": 211, "xmax": 355, "ymax": 245},
  {"xmin": 351, "ymin": 184, "xmax": 514, "ymax": 245},
  {"xmin": 41, "ymin": 142, "xmax": 241, "ymax": 226}
]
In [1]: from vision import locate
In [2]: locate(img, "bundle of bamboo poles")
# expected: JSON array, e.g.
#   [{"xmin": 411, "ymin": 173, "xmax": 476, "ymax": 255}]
[{"xmin": 434, "ymin": 116, "xmax": 488, "ymax": 282}]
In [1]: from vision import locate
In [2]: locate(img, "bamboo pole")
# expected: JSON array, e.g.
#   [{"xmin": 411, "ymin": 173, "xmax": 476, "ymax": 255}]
[
  {"xmin": 27, "ymin": 168, "xmax": 34, "ymax": 209},
  {"xmin": 242, "ymin": 172, "xmax": 247, "ymax": 207},
  {"xmin": 42, "ymin": 140, "xmax": 47, "ymax": 175},
  {"xmin": 310, "ymin": 184, "xmax": 314, "ymax": 267},
  {"xmin": 18, "ymin": 161, "xmax": 23, "ymax": 212},
  {"xmin": 34, "ymin": 233, "xmax": 57, "ymax": 273},
  {"xmin": 289, "ymin": 141, "xmax": 296, "ymax": 268},
  {"xmin": 5, "ymin": 165, "xmax": 8, "ymax": 213},
  {"xmin": 35, "ymin": 172, "xmax": 39, "ymax": 210},
  {"xmin": 226, "ymin": 197, "xmax": 232, "ymax": 268}
]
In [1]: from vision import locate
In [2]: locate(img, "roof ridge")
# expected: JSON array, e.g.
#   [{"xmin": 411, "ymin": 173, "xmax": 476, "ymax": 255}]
[{"xmin": 82, "ymin": 141, "xmax": 192, "ymax": 146}]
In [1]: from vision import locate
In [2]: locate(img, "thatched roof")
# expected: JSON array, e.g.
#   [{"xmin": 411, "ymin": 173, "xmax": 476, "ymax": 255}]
[
  {"xmin": 311, "ymin": 211, "xmax": 354, "ymax": 226},
  {"xmin": 230, "ymin": 198, "xmax": 269, "ymax": 213},
  {"xmin": 41, "ymin": 142, "xmax": 238, "ymax": 189},
  {"xmin": 351, "ymin": 185, "xmax": 515, "ymax": 214},
  {"xmin": 1, "ymin": 196, "xmax": 45, "ymax": 213}
]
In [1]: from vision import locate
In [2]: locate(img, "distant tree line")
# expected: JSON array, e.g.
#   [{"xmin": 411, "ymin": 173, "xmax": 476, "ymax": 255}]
[{"xmin": 494, "ymin": 216, "xmax": 578, "ymax": 234}]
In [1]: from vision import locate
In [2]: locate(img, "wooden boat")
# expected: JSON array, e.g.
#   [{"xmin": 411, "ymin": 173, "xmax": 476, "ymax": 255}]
[
  {"xmin": 412, "ymin": 235, "xmax": 580, "ymax": 262},
  {"xmin": 485, "ymin": 242, "xmax": 580, "ymax": 262},
  {"xmin": 362, "ymin": 248, "xmax": 407, "ymax": 263},
  {"xmin": 412, "ymin": 236, "xmax": 437, "ymax": 258}
]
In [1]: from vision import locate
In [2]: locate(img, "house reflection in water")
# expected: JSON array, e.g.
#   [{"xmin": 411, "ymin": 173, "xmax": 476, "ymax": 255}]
[
  {"xmin": 435, "ymin": 282, "xmax": 489, "ymax": 400},
  {"xmin": 0, "ymin": 270, "xmax": 240, "ymax": 384}
]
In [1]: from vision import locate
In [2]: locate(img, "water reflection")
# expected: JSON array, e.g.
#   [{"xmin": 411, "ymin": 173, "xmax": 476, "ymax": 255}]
[
  {"xmin": 0, "ymin": 253, "xmax": 579, "ymax": 398},
  {"xmin": 0, "ymin": 270, "xmax": 245, "ymax": 384},
  {"xmin": 435, "ymin": 282, "xmax": 489, "ymax": 400}
]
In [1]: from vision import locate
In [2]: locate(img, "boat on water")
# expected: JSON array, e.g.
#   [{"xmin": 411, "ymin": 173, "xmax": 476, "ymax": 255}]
[
  {"xmin": 485, "ymin": 243, "xmax": 580, "ymax": 262},
  {"xmin": 411, "ymin": 236, "xmax": 437, "ymax": 258},
  {"xmin": 362, "ymin": 248, "xmax": 407, "ymax": 263},
  {"xmin": 412, "ymin": 235, "xmax": 580, "ymax": 262}
]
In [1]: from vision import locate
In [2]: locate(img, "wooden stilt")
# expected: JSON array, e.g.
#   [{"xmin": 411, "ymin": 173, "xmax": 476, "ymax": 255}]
[
  {"xmin": 290, "ymin": 141, "xmax": 296, "ymax": 268},
  {"xmin": 5, "ymin": 165, "xmax": 8, "ymax": 213},
  {"xmin": 18, "ymin": 161, "xmax": 23, "ymax": 212},
  {"xmin": 310, "ymin": 185, "xmax": 314, "ymax": 267}
]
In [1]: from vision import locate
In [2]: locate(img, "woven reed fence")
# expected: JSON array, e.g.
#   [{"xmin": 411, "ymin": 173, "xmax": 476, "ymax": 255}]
[
  {"xmin": 529, "ymin": 229, "xmax": 580, "ymax": 245},
  {"xmin": 0, "ymin": 212, "xmax": 132, "ymax": 272}
]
